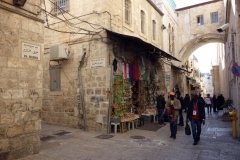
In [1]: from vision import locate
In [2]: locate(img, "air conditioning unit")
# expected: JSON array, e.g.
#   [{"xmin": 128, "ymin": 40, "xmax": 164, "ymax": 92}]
[{"xmin": 50, "ymin": 44, "xmax": 69, "ymax": 61}]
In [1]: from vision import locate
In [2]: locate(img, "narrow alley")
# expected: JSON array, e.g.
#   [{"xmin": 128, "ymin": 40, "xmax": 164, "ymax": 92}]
[{"xmin": 20, "ymin": 110, "xmax": 240, "ymax": 160}]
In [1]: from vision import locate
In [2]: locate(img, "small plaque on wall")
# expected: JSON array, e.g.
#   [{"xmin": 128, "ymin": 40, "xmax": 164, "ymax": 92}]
[
  {"xmin": 90, "ymin": 58, "xmax": 105, "ymax": 68},
  {"xmin": 21, "ymin": 42, "xmax": 41, "ymax": 60}
]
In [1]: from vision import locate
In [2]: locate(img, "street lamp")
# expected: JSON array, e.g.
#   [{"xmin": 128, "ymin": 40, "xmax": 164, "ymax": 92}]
[{"xmin": 13, "ymin": 0, "xmax": 27, "ymax": 6}]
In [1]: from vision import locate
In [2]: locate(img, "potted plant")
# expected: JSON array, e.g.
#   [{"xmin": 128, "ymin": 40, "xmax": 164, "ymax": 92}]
[{"xmin": 221, "ymin": 99, "xmax": 233, "ymax": 121}]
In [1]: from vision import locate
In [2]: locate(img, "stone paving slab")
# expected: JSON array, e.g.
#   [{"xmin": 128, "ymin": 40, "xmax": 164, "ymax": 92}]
[{"xmin": 20, "ymin": 112, "xmax": 240, "ymax": 160}]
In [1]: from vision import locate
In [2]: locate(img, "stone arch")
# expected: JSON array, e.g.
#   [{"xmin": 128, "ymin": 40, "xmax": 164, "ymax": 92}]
[{"xmin": 179, "ymin": 33, "xmax": 225, "ymax": 63}]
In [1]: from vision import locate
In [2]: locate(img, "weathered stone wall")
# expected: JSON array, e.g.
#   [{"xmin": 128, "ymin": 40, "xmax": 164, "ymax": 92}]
[
  {"xmin": 42, "ymin": 33, "xmax": 110, "ymax": 131},
  {"xmin": 0, "ymin": 1, "xmax": 44, "ymax": 159}
]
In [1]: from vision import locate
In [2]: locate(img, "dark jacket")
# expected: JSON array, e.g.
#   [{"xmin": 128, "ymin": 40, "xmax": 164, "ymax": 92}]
[
  {"xmin": 156, "ymin": 95, "xmax": 166, "ymax": 110},
  {"xmin": 187, "ymin": 101, "xmax": 205, "ymax": 122}
]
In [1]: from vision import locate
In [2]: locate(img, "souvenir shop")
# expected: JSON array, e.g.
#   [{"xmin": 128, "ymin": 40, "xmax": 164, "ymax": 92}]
[{"xmin": 108, "ymin": 31, "xmax": 168, "ymax": 133}]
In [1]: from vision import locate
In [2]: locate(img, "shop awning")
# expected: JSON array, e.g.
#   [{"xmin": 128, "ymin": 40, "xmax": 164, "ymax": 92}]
[
  {"xmin": 186, "ymin": 77, "xmax": 196, "ymax": 83},
  {"xmin": 171, "ymin": 64, "xmax": 191, "ymax": 73},
  {"xmin": 106, "ymin": 29, "xmax": 181, "ymax": 62}
]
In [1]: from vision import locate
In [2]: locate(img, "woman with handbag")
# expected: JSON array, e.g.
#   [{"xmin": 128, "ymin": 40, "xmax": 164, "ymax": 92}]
[{"xmin": 165, "ymin": 92, "xmax": 181, "ymax": 139}]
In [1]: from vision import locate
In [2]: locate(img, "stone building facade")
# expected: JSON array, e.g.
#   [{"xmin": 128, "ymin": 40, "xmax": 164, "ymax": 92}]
[
  {"xmin": 42, "ymin": 0, "xmax": 175, "ymax": 132},
  {"xmin": 0, "ymin": 1, "xmax": 44, "ymax": 159}
]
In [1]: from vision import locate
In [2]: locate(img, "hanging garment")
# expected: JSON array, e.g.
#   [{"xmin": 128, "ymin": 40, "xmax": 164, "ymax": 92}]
[
  {"xmin": 129, "ymin": 63, "xmax": 132, "ymax": 80},
  {"xmin": 122, "ymin": 62, "xmax": 126, "ymax": 79},
  {"xmin": 138, "ymin": 56, "xmax": 145, "ymax": 80},
  {"xmin": 126, "ymin": 63, "xmax": 130, "ymax": 79},
  {"xmin": 113, "ymin": 59, "xmax": 117, "ymax": 72},
  {"xmin": 134, "ymin": 56, "xmax": 140, "ymax": 81}
]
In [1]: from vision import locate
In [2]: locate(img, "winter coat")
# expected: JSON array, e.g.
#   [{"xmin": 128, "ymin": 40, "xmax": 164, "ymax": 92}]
[{"xmin": 165, "ymin": 98, "xmax": 181, "ymax": 122}]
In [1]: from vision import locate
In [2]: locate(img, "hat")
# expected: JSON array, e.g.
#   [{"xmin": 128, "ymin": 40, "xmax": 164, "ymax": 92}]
[{"xmin": 170, "ymin": 92, "xmax": 175, "ymax": 96}]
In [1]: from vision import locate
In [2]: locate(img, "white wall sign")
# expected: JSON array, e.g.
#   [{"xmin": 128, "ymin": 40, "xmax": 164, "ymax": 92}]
[
  {"xmin": 21, "ymin": 42, "xmax": 41, "ymax": 60},
  {"xmin": 90, "ymin": 58, "xmax": 105, "ymax": 68}
]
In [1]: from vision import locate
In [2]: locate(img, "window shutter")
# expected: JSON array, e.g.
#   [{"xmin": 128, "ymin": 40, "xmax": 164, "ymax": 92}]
[{"xmin": 50, "ymin": 66, "xmax": 61, "ymax": 92}]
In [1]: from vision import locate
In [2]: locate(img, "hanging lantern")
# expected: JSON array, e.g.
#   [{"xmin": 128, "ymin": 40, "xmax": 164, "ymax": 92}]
[{"xmin": 13, "ymin": 0, "xmax": 27, "ymax": 6}]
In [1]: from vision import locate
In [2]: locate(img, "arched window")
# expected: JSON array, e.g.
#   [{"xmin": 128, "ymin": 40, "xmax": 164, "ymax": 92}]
[
  {"xmin": 141, "ymin": 10, "xmax": 145, "ymax": 34},
  {"xmin": 168, "ymin": 24, "xmax": 171, "ymax": 53},
  {"xmin": 125, "ymin": 0, "xmax": 131, "ymax": 25},
  {"xmin": 152, "ymin": 20, "xmax": 156, "ymax": 40},
  {"xmin": 172, "ymin": 27, "xmax": 174, "ymax": 55}
]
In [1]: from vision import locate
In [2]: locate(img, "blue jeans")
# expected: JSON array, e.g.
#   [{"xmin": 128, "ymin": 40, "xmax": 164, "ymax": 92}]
[
  {"xmin": 179, "ymin": 109, "xmax": 184, "ymax": 124},
  {"xmin": 158, "ymin": 109, "xmax": 164, "ymax": 124},
  {"xmin": 169, "ymin": 116, "xmax": 178, "ymax": 136},
  {"xmin": 190, "ymin": 119, "xmax": 201, "ymax": 142}
]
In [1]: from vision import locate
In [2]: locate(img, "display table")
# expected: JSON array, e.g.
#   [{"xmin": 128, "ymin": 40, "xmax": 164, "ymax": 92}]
[{"xmin": 141, "ymin": 109, "xmax": 158, "ymax": 123}]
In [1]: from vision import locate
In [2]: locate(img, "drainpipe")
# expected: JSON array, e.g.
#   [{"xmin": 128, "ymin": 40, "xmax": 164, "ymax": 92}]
[
  {"xmin": 107, "ymin": 65, "xmax": 114, "ymax": 134},
  {"xmin": 78, "ymin": 52, "xmax": 87, "ymax": 131}
]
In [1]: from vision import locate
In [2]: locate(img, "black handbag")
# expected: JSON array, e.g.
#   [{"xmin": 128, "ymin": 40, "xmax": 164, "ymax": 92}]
[{"xmin": 185, "ymin": 123, "xmax": 191, "ymax": 135}]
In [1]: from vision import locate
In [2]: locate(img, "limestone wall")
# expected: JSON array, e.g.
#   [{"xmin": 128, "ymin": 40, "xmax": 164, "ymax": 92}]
[{"xmin": 0, "ymin": 1, "xmax": 44, "ymax": 159}]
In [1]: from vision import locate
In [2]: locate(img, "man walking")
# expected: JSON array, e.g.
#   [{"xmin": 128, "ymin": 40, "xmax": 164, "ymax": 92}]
[
  {"xmin": 205, "ymin": 94, "xmax": 212, "ymax": 115},
  {"xmin": 212, "ymin": 95, "xmax": 217, "ymax": 112},
  {"xmin": 156, "ymin": 91, "xmax": 166, "ymax": 126},
  {"xmin": 187, "ymin": 94, "xmax": 205, "ymax": 145},
  {"xmin": 165, "ymin": 92, "xmax": 181, "ymax": 139}
]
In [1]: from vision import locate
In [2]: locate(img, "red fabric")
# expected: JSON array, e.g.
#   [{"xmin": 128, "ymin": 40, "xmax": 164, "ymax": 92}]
[
  {"xmin": 134, "ymin": 56, "xmax": 140, "ymax": 81},
  {"xmin": 192, "ymin": 104, "xmax": 200, "ymax": 120}
]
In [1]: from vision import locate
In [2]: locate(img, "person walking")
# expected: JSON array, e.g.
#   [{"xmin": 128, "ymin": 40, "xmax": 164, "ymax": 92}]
[
  {"xmin": 205, "ymin": 94, "xmax": 212, "ymax": 115},
  {"xmin": 165, "ymin": 92, "xmax": 181, "ymax": 139},
  {"xmin": 177, "ymin": 92, "xmax": 184, "ymax": 126},
  {"xmin": 184, "ymin": 94, "xmax": 190, "ymax": 112},
  {"xmin": 186, "ymin": 94, "xmax": 205, "ymax": 145},
  {"xmin": 217, "ymin": 94, "xmax": 225, "ymax": 110},
  {"xmin": 156, "ymin": 91, "xmax": 166, "ymax": 126},
  {"xmin": 212, "ymin": 94, "xmax": 217, "ymax": 112}
]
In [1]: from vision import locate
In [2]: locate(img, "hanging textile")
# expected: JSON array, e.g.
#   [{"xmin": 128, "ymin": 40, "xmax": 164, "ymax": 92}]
[
  {"xmin": 126, "ymin": 63, "xmax": 129, "ymax": 79},
  {"xmin": 129, "ymin": 63, "xmax": 133, "ymax": 81},
  {"xmin": 113, "ymin": 59, "xmax": 117, "ymax": 72},
  {"xmin": 138, "ymin": 56, "xmax": 146, "ymax": 80},
  {"xmin": 123, "ymin": 62, "xmax": 127, "ymax": 80},
  {"xmin": 134, "ymin": 56, "xmax": 140, "ymax": 81}
]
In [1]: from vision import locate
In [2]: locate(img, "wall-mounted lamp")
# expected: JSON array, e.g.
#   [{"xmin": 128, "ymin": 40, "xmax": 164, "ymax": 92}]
[
  {"xmin": 161, "ymin": 24, "xmax": 166, "ymax": 30},
  {"xmin": 13, "ymin": 0, "xmax": 27, "ymax": 6}
]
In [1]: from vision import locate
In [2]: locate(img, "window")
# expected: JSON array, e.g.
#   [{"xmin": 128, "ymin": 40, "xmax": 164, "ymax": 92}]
[
  {"xmin": 197, "ymin": 15, "xmax": 204, "ymax": 25},
  {"xmin": 52, "ymin": 0, "xmax": 70, "ymax": 15},
  {"xmin": 211, "ymin": 12, "xmax": 218, "ymax": 23},
  {"xmin": 125, "ymin": 0, "xmax": 131, "ymax": 25},
  {"xmin": 168, "ymin": 24, "xmax": 171, "ymax": 53},
  {"xmin": 50, "ymin": 66, "xmax": 61, "ymax": 92},
  {"xmin": 141, "ymin": 10, "xmax": 145, "ymax": 34},
  {"xmin": 152, "ymin": 20, "xmax": 156, "ymax": 40}
]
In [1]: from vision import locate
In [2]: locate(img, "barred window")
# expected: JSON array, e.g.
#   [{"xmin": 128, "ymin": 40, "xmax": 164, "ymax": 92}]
[
  {"xmin": 211, "ymin": 12, "xmax": 218, "ymax": 23},
  {"xmin": 152, "ymin": 20, "xmax": 156, "ymax": 40},
  {"xmin": 52, "ymin": 0, "xmax": 70, "ymax": 15},
  {"xmin": 125, "ymin": 0, "xmax": 131, "ymax": 25},
  {"xmin": 50, "ymin": 66, "xmax": 61, "ymax": 92},
  {"xmin": 141, "ymin": 10, "xmax": 145, "ymax": 34},
  {"xmin": 197, "ymin": 15, "xmax": 204, "ymax": 25}
]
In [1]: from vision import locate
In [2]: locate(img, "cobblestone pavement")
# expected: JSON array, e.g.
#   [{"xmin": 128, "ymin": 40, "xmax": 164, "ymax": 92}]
[{"xmin": 20, "ymin": 111, "xmax": 240, "ymax": 160}]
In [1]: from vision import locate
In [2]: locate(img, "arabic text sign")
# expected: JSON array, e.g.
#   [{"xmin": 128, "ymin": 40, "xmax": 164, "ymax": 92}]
[
  {"xmin": 22, "ymin": 42, "xmax": 41, "ymax": 60},
  {"xmin": 90, "ymin": 58, "xmax": 106, "ymax": 68}
]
